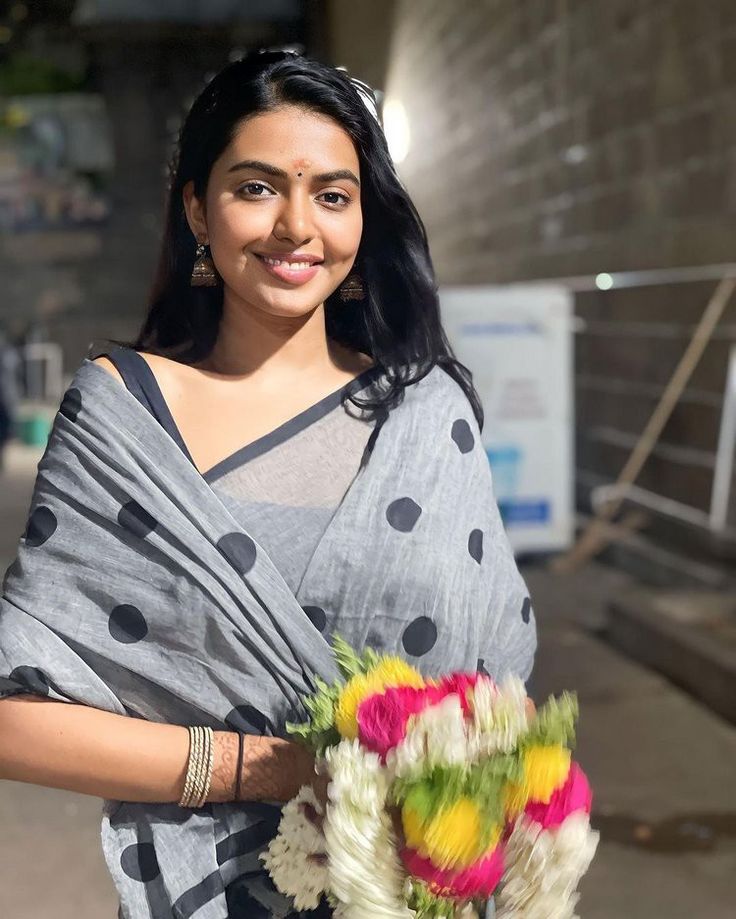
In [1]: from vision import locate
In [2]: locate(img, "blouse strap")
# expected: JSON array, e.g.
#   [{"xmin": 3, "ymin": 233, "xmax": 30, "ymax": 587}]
[{"xmin": 94, "ymin": 346, "xmax": 197, "ymax": 469}]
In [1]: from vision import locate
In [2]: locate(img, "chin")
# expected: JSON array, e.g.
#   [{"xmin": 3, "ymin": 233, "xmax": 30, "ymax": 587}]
[{"xmin": 254, "ymin": 290, "xmax": 326, "ymax": 317}]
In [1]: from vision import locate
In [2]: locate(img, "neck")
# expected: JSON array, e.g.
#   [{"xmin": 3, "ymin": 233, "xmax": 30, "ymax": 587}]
[{"xmin": 196, "ymin": 294, "xmax": 351, "ymax": 382}]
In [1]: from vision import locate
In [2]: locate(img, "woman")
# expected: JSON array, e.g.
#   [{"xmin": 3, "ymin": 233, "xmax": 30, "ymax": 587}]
[{"xmin": 0, "ymin": 50, "xmax": 536, "ymax": 918}]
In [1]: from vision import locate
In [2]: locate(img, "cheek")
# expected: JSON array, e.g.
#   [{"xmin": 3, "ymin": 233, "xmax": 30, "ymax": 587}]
[
  {"xmin": 326, "ymin": 212, "xmax": 363, "ymax": 264},
  {"xmin": 208, "ymin": 205, "xmax": 263, "ymax": 248}
]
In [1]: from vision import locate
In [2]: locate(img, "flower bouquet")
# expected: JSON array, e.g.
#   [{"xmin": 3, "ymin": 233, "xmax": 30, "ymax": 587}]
[{"xmin": 261, "ymin": 637, "xmax": 599, "ymax": 918}]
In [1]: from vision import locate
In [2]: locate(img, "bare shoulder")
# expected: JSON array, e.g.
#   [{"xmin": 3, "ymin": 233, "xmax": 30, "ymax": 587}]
[
  {"xmin": 136, "ymin": 351, "xmax": 185, "ymax": 394},
  {"xmin": 91, "ymin": 350, "xmax": 177, "ymax": 389},
  {"xmin": 91, "ymin": 355, "xmax": 124, "ymax": 386}
]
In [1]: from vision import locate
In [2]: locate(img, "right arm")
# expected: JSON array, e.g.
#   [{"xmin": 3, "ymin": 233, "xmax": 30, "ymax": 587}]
[
  {"xmin": 0, "ymin": 694, "xmax": 319, "ymax": 805},
  {"xmin": 1, "ymin": 356, "xmax": 321, "ymax": 806}
]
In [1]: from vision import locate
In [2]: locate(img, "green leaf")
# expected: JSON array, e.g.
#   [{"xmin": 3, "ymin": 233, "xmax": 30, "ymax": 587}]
[
  {"xmin": 407, "ymin": 878, "xmax": 468, "ymax": 918},
  {"xmin": 331, "ymin": 633, "xmax": 367, "ymax": 679},
  {"xmin": 331, "ymin": 633, "xmax": 381, "ymax": 679},
  {"xmin": 391, "ymin": 753, "xmax": 524, "ymax": 834},
  {"xmin": 285, "ymin": 673, "xmax": 344, "ymax": 753},
  {"xmin": 525, "ymin": 690, "xmax": 579, "ymax": 748}
]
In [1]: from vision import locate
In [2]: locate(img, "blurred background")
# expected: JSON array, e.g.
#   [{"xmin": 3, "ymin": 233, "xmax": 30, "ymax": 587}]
[{"xmin": 1, "ymin": 1, "xmax": 736, "ymax": 916}]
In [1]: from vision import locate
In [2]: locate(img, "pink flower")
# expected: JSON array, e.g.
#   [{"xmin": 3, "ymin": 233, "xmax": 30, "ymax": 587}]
[
  {"xmin": 434, "ymin": 672, "xmax": 493, "ymax": 717},
  {"xmin": 524, "ymin": 761, "xmax": 592, "ymax": 829},
  {"xmin": 357, "ymin": 686, "xmax": 433, "ymax": 760},
  {"xmin": 401, "ymin": 845, "xmax": 504, "ymax": 899}
]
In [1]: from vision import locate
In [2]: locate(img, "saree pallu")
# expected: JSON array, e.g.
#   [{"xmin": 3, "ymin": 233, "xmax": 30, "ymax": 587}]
[{"xmin": 0, "ymin": 358, "xmax": 536, "ymax": 918}]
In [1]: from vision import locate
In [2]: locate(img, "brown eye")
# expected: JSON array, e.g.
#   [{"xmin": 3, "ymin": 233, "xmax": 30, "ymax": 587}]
[
  {"xmin": 319, "ymin": 191, "xmax": 350, "ymax": 207},
  {"xmin": 238, "ymin": 182, "xmax": 274, "ymax": 197}
]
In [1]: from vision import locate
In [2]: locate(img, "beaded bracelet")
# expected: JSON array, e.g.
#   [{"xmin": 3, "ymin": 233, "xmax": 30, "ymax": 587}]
[{"xmin": 234, "ymin": 731, "xmax": 245, "ymax": 802}]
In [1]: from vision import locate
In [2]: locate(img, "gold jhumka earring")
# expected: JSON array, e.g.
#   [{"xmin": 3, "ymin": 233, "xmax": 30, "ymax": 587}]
[
  {"xmin": 339, "ymin": 272, "xmax": 366, "ymax": 301},
  {"xmin": 190, "ymin": 240, "xmax": 219, "ymax": 287}
]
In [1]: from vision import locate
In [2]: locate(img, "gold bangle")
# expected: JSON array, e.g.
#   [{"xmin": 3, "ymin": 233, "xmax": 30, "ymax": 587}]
[
  {"xmin": 194, "ymin": 727, "xmax": 214, "ymax": 808},
  {"xmin": 186, "ymin": 726, "xmax": 200, "ymax": 807},
  {"xmin": 180, "ymin": 726, "xmax": 216, "ymax": 808},
  {"xmin": 179, "ymin": 727, "xmax": 195, "ymax": 807},
  {"xmin": 192, "ymin": 726, "xmax": 206, "ymax": 806},
  {"xmin": 180, "ymin": 725, "xmax": 203, "ymax": 808},
  {"xmin": 193, "ymin": 726, "xmax": 207, "ymax": 806}
]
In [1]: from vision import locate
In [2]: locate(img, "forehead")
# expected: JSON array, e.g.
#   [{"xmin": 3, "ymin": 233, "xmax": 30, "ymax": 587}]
[{"xmin": 220, "ymin": 106, "xmax": 360, "ymax": 173}]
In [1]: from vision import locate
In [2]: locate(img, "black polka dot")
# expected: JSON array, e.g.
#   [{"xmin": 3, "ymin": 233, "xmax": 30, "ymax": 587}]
[
  {"xmin": 451, "ymin": 418, "xmax": 475, "ymax": 453},
  {"xmin": 24, "ymin": 506, "xmax": 57, "ymax": 547},
  {"xmin": 118, "ymin": 501, "xmax": 157, "ymax": 539},
  {"xmin": 386, "ymin": 497, "xmax": 422, "ymax": 533},
  {"xmin": 402, "ymin": 616, "xmax": 438, "ymax": 656},
  {"xmin": 365, "ymin": 627, "xmax": 385, "ymax": 650},
  {"xmin": 217, "ymin": 532, "xmax": 257, "ymax": 575},
  {"xmin": 109, "ymin": 604, "xmax": 148, "ymax": 643},
  {"xmin": 120, "ymin": 842, "xmax": 160, "ymax": 882},
  {"xmin": 59, "ymin": 387, "xmax": 82, "ymax": 423},
  {"xmin": 9, "ymin": 665, "xmax": 50, "ymax": 696},
  {"xmin": 521, "ymin": 597, "xmax": 532, "ymax": 624},
  {"xmin": 468, "ymin": 528, "xmax": 484, "ymax": 564},
  {"xmin": 477, "ymin": 658, "xmax": 491, "ymax": 677},
  {"xmin": 226, "ymin": 704, "xmax": 271, "ymax": 735},
  {"xmin": 303, "ymin": 605, "xmax": 327, "ymax": 632}
]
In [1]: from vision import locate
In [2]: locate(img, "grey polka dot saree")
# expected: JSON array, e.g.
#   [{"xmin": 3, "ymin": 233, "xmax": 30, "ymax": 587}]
[{"xmin": 0, "ymin": 357, "xmax": 536, "ymax": 918}]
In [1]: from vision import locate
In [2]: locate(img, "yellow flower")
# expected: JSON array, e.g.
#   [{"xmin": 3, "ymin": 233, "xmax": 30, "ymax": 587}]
[
  {"xmin": 402, "ymin": 798, "xmax": 501, "ymax": 870},
  {"xmin": 370, "ymin": 656, "xmax": 425, "ymax": 691},
  {"xmin": 334, "ymin": 656, "xmax": 424, "ymax": 740},
  {"xmin": 335, "ymin": 673, "xmax": 375, "ymax": 739},
  {"xmin": 504, "ymin": 744, "xmax": 571, "ymax": 816}
]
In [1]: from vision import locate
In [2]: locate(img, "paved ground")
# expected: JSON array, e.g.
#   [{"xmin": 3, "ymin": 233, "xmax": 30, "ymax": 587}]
[{"xmin": 1, "ymin": 441, "xmax": 735, "ymax": 917}]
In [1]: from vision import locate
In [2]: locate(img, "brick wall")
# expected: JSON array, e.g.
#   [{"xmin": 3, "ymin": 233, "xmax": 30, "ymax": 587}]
[
  {"xmin": 369, "ymin": 0, "xmax": 736, "ymax": 563},
  {"xmin": 386, "ymin": 0, "xmax": 736, "ymax": 280}
]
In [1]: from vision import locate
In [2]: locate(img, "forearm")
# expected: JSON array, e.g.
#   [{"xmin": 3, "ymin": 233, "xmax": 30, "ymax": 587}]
[{"xmin": 0, "ymin": 695, "xmax": 316, "ymax": 805}]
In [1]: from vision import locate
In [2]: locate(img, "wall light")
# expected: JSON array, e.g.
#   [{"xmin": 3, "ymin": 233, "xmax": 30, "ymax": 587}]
[{"xmin": 382, "ymin": 97, "xmax": 411, "ymax": 164}]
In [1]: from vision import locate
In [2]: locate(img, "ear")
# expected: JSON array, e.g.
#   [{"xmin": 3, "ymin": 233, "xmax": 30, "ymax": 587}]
[{"xmin": 182, "ymin": 180, "xmax": 208, "ymax": 241}]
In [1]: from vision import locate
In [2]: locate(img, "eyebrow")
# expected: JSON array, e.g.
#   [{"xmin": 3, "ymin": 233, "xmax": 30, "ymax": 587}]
[{"xmin": 227, "ymin": 159, "xmax": 361, "ymax": 188}]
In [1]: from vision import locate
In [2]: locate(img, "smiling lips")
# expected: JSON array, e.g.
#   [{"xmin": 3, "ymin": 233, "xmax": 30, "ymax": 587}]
[{"xmin": 254, "ymin": 253, "xmax": 323, "ymax": 285}]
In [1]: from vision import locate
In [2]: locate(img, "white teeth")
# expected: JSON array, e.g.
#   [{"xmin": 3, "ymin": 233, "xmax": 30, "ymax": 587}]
[{"xmin": 260, "ymin": 256, "xmax": 313, "ymax": 269}]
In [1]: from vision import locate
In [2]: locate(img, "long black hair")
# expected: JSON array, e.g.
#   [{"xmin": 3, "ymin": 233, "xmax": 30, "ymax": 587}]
[{"xmin": 108, "ymin": 48, "xmax": 484, "ymax": 429}]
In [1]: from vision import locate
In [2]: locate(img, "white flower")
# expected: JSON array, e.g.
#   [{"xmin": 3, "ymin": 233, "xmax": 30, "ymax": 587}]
[
  {"xmin": 470, "ymin": 675, "xmax": 529, "ymax": 756},
  {"xmin": 324, "ymin": 737, "xmax": 390, "ymax": 815},
  {"xmin": 259, "ymin": 784, "xmax": 328, "ymax": 912},
  {"xmin": 384, "ymin": 717, "xmax": 426, "ymax": 782},
  {"xmin": 495, "ymin": 812, "xmax": 599, "ymax": 919},
  {"xmin": 323, "ymin": 739, "xmax": 414, "ymax": 918},
  {"xmin": 387, "ymin": 694, "xmax": 469, "ymax": 780}
]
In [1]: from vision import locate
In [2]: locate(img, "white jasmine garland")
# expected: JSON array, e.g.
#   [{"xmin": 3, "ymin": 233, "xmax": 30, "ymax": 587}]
[
  {"xmin": 260, "ymin": 785, "xmax": 329, "ymax": 911},
  {"xmin": 470, "ymin": 675, "xmax": 529, "ymax": 757},
  {"xmin": 455, "ymin": 904, "xmax": 481, "ymax": 919},
  {"xmin": 387, "ymin": 694, "xmax": 469, "ymax": 780},
  {"xmin": 495, "ymin": 812, "xmax": 600, "ymax": 919},
  {"xmin": 323, "ymin": 739, "xmax": 414, "ymax": 918}
]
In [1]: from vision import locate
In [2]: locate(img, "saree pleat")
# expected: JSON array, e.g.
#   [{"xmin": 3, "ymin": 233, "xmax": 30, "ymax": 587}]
[{"xmin": 0, "ymin": 358, "xmax": 536, "ymax": 918}]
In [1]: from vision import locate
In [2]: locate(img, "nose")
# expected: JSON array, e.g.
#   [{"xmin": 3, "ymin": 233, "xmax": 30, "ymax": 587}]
[{"xmin": 272, "ymin": 188, "xmax": 316, "ymax": 245}]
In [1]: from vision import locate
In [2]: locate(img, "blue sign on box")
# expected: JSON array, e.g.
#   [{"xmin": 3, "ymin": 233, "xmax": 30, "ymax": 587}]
[
  {"xmin": 497, "ymin": 499, "xmax": 551, "ymax": 525},
  {"xmin": 486, "ymin": 446, "xmax": 550, "ymax": 526}
]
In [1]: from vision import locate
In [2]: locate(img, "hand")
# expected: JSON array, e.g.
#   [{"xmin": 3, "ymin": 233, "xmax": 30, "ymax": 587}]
[
  {"xmin": 525, "ymin": 696, "xmax": 536, "ymax": 720},
  {"xmin": 295, "ymin": 752, "xmax": 329, "ymax": 831}
]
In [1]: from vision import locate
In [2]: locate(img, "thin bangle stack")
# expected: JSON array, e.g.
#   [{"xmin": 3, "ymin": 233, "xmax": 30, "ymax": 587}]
[{"xmin": 179, "ymin": 725, "xmax": 214, "ymax": 808}]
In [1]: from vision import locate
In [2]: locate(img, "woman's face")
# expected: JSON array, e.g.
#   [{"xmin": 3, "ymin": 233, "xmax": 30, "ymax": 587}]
[{"xmin": 183, "ymin": 104, "xmax": 363, "ymax": 319}]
